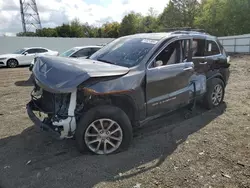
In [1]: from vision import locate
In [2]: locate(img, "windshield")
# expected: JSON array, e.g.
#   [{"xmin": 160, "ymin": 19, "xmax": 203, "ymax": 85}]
[
  {"xmin": 13, "ymin": 49, "xmax": 26, "ymax": 54},
  {"xmin": 60, "ymin": 48, "xmax": 78, "ymax": 57},
  {"xmin": 89, "ymin": 37, "xmax": 159, "ymax": 67}
]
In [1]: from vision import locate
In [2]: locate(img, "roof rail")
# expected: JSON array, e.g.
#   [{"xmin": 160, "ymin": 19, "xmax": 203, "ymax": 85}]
[{"xmin": 165, "ymin": 27, "xmax": 207, "ymax": 33}]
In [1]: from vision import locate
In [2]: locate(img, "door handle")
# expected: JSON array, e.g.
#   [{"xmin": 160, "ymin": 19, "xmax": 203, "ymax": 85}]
[{"xmin": 199, "ymin": 62, "xmax": 207, "ymax": 65}]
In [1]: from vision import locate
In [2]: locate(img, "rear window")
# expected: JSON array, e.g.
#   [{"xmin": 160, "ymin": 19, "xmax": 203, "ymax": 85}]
[{"xmin": 205, "ymin": 40, "xmax": 221, "ymax": 56}]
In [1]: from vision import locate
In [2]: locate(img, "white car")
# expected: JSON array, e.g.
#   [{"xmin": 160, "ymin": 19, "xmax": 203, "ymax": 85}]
[
  {"xmin": 59, "ymin": 45, "xmax": 102, "ymax": 58},
  {"xmin": 0, "ymin": 47, "xmax": 59, "ymax": 68},
  {"xmin": 29, "ymin": 46, "xmax": 102, "ymax": 71}
]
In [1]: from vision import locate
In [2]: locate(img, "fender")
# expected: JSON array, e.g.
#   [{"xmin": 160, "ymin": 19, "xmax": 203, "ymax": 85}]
[{"xmin": 206, "ymin": 72, "xmax": 225, "ymax": 85}]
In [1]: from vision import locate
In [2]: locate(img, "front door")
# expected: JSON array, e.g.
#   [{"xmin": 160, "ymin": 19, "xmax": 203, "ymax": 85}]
[
  {"xmin": 146, "ymin": 38, "xmax": 195, "ymax": 117},
  {"xmin": 18, "ymin": 48, "xmax": 37, "ymax": 65}
]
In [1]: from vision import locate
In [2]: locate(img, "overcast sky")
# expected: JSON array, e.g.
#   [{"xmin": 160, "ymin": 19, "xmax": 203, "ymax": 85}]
[{"xmin": 0, "ymin": 0, "xmax": 168, "ymax": 36}]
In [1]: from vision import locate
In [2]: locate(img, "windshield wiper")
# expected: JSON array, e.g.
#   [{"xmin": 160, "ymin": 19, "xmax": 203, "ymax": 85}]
[{"xmin": 97, "ymin": 58, "xmax": 116, "ymax": 65}]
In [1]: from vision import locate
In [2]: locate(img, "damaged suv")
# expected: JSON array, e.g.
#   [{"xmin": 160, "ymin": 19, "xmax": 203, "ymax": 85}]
[{"xmin": 27, "ymin": 30, "xmax": 230, "ymax": 155}]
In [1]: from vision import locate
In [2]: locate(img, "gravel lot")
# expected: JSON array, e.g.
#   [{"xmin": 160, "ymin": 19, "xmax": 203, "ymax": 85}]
[{"xmin": 0, "ymin": 55, "xmax": 250, "ymax": 188}]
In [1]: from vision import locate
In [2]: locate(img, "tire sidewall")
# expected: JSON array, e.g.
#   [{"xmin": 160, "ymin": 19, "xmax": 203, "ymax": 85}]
[
  {"xmin": 75, "ymin": 105, "xmax": 133, "ymax": 155},
  {"xmin": 204, "ymin": 78, "xmax": 225, "ymax": 109},
  {"xmin": 7, "ymin": 59, "xmax": 18, "ymax": 68}
]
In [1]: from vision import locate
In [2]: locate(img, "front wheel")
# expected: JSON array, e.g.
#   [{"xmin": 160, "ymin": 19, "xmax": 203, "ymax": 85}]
[
  {"xmin": 75, "ymin": 105, "xmax": 133, "ymax": 155},
  {"xmin": 7, "ymin": 59, "xmax": 18, "ymax": 68},
  {"xmin": 203, "ymin": 78, "xmax": 225, "ymax": 109}
]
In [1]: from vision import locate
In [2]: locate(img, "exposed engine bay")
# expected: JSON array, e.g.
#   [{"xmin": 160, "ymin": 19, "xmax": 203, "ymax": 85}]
[
  {"xmin": 30, "ymin": 86, "xmax": 76, "ymax": 138},
  {"xmin": 30, "ymin": 81, "xmax": 94, "ymax": 139}
]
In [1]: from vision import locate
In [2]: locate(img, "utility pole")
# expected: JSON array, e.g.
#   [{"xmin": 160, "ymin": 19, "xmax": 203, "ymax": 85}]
[{"xmin": 19, "ymin": 0, "xmax": 42, "ymax": 33}]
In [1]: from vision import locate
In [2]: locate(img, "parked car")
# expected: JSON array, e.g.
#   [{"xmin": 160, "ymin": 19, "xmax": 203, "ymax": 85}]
[
  {"xmin": 59, "ymin": 46, "xmax": 102, "ymax": 58},
  {"xmin": 29, "ymin": 46, "xmax": 102, "ymax": 71},
  {"xmin": 26, "ymin": 30, "xmax": 230, "ymax": 155},
  {"xmin": 0, "ymin": 47, "xmax": 58, "ymax": 68}
]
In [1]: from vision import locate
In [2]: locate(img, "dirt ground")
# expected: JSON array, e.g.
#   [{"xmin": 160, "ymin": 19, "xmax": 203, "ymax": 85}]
[{"xmin": 0, "ymin": 55, "xmax": 249, "ymax": 188}]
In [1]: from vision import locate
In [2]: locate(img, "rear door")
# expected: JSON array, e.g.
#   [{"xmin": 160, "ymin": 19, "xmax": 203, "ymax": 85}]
[
  {"xmin": 191, "ymin": 38, "xmax": 209, "ymax": 74},
  {"xmin": 146, "ymin": 38, "xmax": 195, "ymax": 117},
  {"xmin": 37, "ymin": 48, "xmax": 49, "ymax": 55},
  {"xmin": 192, "ymin": 38, "xmax": 226, "ymax": 77}
]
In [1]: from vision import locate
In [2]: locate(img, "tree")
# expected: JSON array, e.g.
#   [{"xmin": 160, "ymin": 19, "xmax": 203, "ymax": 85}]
[
  {"xmin": 16, "ymin": 32, "xmax": 37, "ymax": 37},
  {"xmin": 56, "ymin": 24, "xmax": 71, "ymax": 37},
  {"xmin": 102, "ymin": 22, "xmax": 120, "ymax": 38},
  {"xmin": 36, "ymin": 28, "xmax": 58, "ymax": 37},
  {"xmin": 15, "ymin": 1, "xmax": 250, "ymax": 38},
  {"xmin": 148, "ymin": 7, "xmax": 158, "ymax": 17},
  {"xmin": 119, "ymin": 12, "xmax": 143, "ymax": 36},
  {"xmin": 70, "ymin": 18, "xmax": 84, "ymax": 37},
  {"xmin": 193, "ymin": 0, "xmax": 250, "ymax": 36},
  {"xmin": 158, "ymin": 1, "xmax": 183, "ymax": 29},
  {"xmin": 171, "ymin": 0, "xmax": 200, "ymax": 27}
]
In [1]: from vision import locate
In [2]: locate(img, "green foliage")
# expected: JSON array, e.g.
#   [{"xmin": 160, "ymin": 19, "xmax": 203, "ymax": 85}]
[
  {"xmin": 17, "ymin": 1, "xmax": 250, "ymax": 38},
  {"xmin": 102, "ymin": 22, "xmax": 120, "ymax": 38},
  {"xmin": 119, "ymin": 12, "xmax": 143, "ymax": 36}
]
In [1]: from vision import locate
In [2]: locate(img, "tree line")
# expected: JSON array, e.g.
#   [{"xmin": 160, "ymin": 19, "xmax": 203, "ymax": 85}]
[{"xmin": 17, "ymin": 0, "xmax": 250, "ymax": 38}]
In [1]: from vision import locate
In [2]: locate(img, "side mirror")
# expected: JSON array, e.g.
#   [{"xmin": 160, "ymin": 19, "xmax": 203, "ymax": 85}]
[
  {"xmin": 23, "ymin": 52, "xmax": 28, "ymax": 55},
  {"xmin": 154, "ymin": 60, "xmax": 163, "ymax": 67}
]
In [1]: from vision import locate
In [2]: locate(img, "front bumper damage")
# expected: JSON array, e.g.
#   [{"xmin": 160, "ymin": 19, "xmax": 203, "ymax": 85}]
[
  {"xmin": 26, "ymin": 88, "xmax": 77, "ymax": 139},
  {"xmin": 26, "ymin": 101, "xmax": 61, "ymax": 138}
]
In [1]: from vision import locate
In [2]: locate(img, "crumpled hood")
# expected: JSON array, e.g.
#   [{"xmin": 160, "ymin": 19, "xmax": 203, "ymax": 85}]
[
  {"xmin": 0, "ymin": 54, "xmax": 20, "ymax": 58},
  {"xmin": 33, "ymin": 55, "xmax": 129, "ymax": 93}
]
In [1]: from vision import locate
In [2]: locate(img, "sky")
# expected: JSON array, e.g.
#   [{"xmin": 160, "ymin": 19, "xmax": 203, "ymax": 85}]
[{"xmin": 0, "ymin": 0, "xmax": 169, "ymax": 36}]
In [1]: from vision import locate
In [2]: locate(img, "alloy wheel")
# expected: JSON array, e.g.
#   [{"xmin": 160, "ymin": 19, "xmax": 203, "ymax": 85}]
[
  {"xmin": 84, "ymin": 118, "xmax": 123, "ymax": 155},
  {"xmin": 8, "ymin": 60, "xmax": 17, "ymax": 68},
  {"xmin": 211, "ymin": 84, "xmax": 223, "ymax": 106}
]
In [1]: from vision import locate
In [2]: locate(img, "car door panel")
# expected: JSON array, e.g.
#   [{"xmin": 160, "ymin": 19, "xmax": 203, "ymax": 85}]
[
  {"xmin": 18, "ymin": 49, "xmax": 37, "ymax": 65},
  {"xmin": 146, "ymin": 62, "xmax": 194, "ymax": 116},
  {"xmin": 18, "ymin": 54, "xmax": 34, "ymax": 65},
  {"xmin": 23, "ymin": 54, "xmax": 35, "ymax": 65}
]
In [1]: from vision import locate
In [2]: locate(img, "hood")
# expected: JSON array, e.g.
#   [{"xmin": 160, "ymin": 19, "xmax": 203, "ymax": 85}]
[
  {"xmin": 33, "ymin": 55, "xmax": 129, "ymax": 93},
  {"xmin": 0, "ymin": 54, "xmax": 20, "ymax": 58}
]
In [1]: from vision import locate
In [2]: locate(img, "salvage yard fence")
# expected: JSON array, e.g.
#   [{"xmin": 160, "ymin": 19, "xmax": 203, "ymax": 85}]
[
  {"xmin": 0, "ymin": 34, "xmax": 250, "ymax": 54},
  {"xmin": 218, "ymin": 34, "xmax": 250, "ymax": 54}
]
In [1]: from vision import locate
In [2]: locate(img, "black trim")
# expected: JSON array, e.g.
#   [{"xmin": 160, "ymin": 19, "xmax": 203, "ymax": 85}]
[{"xmin": 26, "ymin": 101, "xmax": 61, "ymax": 138}]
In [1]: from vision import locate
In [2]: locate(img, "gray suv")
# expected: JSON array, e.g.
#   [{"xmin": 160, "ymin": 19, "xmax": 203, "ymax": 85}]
[{"xmin": 26, "ymin": 29, "xmax": 230, "ymax": 155}]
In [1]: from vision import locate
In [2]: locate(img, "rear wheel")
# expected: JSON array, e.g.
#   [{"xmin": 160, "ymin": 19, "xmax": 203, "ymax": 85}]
[
  {"xmin": 7, "ymin": 59, "xmax": 18, "ymax": 68},
  {"xmin": 203, "ymin": 78, "xmax": 225, "ymax": 109},
  {"xmin": 76, "ymin": 105, "xmax": 133, "ymax": 155}
]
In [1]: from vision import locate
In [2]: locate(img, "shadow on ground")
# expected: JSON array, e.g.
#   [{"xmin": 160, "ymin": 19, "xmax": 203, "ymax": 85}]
[
  {"xmin": 14, "ymin": 73, "xmax": 34, "ymax": 87},
  {"xmin": 0, "ymin": 103, "xmax": 227, "ymax": 188}
]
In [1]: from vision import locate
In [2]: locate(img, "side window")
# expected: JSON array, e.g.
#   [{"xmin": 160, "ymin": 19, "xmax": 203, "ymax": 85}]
[
  {"xmin": 152, "ymin": 39, "xmax": 190, "ymax": 68},
  {"xmin": 26, "ymin": 49, "xmax": 38, "ymax": 54},
  {"xmin": 91, "ymin": 48, "xmax": 100, "ymax": 54},
  {"xmin": 192, "ymin": 39, "xmax": 206, "ymax": 57},
  {"xmin": 26, "ymin": 48, "xmax": 46, "ymax": 54},
  {"xmin": 205, "ymin": 40, "xmax": 220, "ymax": 56},
  {"xmin": 72, "ymin": 48, "xmax": 91, "ymax": 57},
  {"xmin": 37, "ymin": 48, "xmax": 48, "ymax": 53}
]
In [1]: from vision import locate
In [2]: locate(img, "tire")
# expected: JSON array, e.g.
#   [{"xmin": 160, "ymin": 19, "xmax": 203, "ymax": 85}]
[
  {"xmin": 7, "ymin": 59, "xmax": 18, "ymax": 68},
  {"xmin": 203, "ymin": 78, "xmax": 225, "ymax": 109},
  {"xmin": 75, "ymin": 105, "xmax": 133, "ymax": 155}
]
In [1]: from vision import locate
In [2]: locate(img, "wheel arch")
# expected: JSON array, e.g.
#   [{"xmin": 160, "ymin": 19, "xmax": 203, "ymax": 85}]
[
  {"xmin": 109, "ymin": 95, "xmax": 139, "ymax": 126},
  {"xmin": 207, "ymin": 73, "xmax": 225, "ymax": 86},
  {"xmin": 82, "ymin": 94, "xmax": 139, "ymax": 126},
  {"xmin": 7, "ymin": 58, "xmax": 19, "ymax": 65}
]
